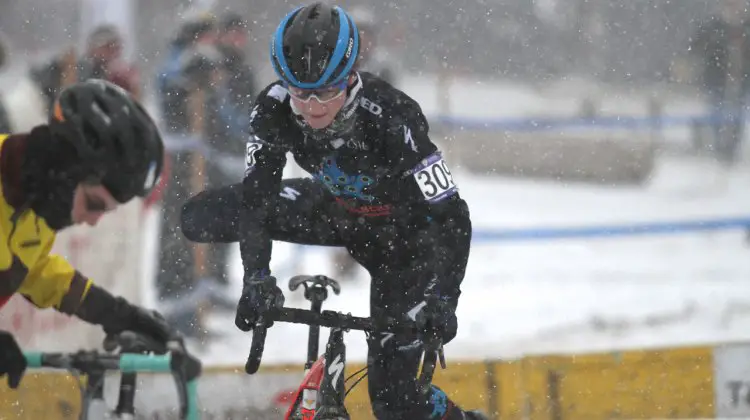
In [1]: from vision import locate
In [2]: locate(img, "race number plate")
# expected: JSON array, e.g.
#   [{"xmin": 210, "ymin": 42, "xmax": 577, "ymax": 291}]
[{"xmin": 412, "ymin": 153, "xmax": 458, "ymax": 203}]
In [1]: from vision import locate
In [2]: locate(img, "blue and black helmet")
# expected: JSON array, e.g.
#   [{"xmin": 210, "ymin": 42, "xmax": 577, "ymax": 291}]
[{"xmin": 270, "ymin": 3, "xmax": 360, "ymax": 89}]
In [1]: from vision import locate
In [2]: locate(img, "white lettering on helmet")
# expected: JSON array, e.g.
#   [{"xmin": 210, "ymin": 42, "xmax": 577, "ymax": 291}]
[{"xmin": 345, "ymin": 38, "xmax": 354, "ymax": 59}]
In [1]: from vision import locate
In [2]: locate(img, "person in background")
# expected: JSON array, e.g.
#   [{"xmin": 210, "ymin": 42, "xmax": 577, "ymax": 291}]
[
  {"xmin": 197, "ymin": 12, "xmax": 259, "ymax": 292},
  {"xmin": 78, "ymin": 25, "xmax": 141, "ymax": 100},
  {"xmin": 157, "ymin": 13, "xmax": 218, "ymax": 135},
  {"xmin": 0, "ymin": 32, "xmax": 6, "ymax": 71},
  {"xmin": 30, "ymin": 25, "xmax": 141, "ymax": 114},
  {"xmin": 217, "ymin": 12, "xmax": 257, "ymax": 108},
  {"xmin": 690, "ymin": 0, "xmax": 750, "ymax": 165},
  {"xmin": 156, "ymin": 14, "xmax": 234, "ymax": 341},
  {"xmin": 154, "ymin": 13, "xmax": 218, "ymax": 307},
  {"xmin": 350, "ymin": 6, "xmax": 396, "ymax": 85},
  {"xmin": 0, "ymin": 32, "xmax": 11, "ymax": 133}
]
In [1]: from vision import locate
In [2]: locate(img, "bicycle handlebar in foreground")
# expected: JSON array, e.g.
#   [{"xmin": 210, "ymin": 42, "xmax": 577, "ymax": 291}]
[
  {"xmin": 24, "ymin": 351, "xmax": 201, "ymax": 420},
  {"xmin": 244, "ymin": 306, "xmax": 444, "ymax": 395},
  {"xmin": 244, "ymin": 307, "xmax": 419, "ymax": 374}
]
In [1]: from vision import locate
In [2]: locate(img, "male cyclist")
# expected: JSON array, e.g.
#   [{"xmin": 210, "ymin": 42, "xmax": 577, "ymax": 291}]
[
  {"xmin": 0, "ymin": 79, "xmax": 179, "ymax": 389},
  {"xmin": 181, "ymin": 4, "xmax": 483, "ymax": 419}
]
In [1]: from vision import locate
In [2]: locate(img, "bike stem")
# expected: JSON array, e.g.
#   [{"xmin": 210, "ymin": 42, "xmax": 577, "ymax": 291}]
[
  {"xmin": 115, "ymin": 373, "xmax": 137, "ymax": 416},
  {"xmin": 305, "ymin": 286, "xmax": 327, "ymax": 369},
  {"xmin": 306, "ymin": 299, "xmax": 322, "ymax": 369}
]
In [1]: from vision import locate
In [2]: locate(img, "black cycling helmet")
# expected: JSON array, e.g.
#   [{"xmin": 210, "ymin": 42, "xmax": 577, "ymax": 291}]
[
  {"xmin": 271, "ymin": 3, "xmax": 359, "ymax": 89},
  {"xmin": 49, "ymin": 79, "xmax": 164, "ymax": 203}
]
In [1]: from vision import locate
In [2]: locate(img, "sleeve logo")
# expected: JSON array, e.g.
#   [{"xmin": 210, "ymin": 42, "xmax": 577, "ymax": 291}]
[
  {"xmin": 245, "ymin": 138, "xmax": 264, "ymax": 172},
  {"xmin": 404, "ymin": 125, "xmax": 418, "ymax": 152}
]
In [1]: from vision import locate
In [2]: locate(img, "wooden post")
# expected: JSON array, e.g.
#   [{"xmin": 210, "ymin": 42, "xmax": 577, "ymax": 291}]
[
  {"xmin": 187, "ymin": 87, "xmax": 207, "ymax": 280},
  {"xmin": 60, "ymin": 47, "xmax": 79, "ymax": 88}
]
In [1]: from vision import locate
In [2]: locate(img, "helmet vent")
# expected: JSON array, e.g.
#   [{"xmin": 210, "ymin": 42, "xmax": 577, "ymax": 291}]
[
  {"xmin": 91, "ymin": 99, "xmax": 112, "ymax": 127},
  {"xmin": 82, "ymin": 122, "xmax": 101, "ymax": 151},
  {"xmin": 308, "ymin": 4, "xmax": 321, "ymax": 19},
  {"xmin": 67, "ymin": 94, "xmax": 80, "ymax": 114}
]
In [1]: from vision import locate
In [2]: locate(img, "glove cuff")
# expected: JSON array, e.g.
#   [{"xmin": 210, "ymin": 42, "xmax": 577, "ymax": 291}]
[
  {"xmin": 76, "ymin": 285, "xmax": 172, "ymax": 344},
  {"xmin": 244, "ymin": 269, "xmax": 274, "ymax": 286}
]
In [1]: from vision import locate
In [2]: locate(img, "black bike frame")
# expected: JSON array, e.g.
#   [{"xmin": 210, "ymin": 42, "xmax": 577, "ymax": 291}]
[
  {"xmin": 317, "ymin": 327, "xmax": 347, "ymax": 409},
  {"xmin": 115, "ymin": 372, "xmax": 138, "ymax": 416}
]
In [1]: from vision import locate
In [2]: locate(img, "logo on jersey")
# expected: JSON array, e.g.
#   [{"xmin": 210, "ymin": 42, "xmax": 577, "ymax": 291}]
[
  {"xmin": 249, "ymin": 105, "xmax": 259, "ymax": 125},
  {"xmin": 404, "ymin": 126, "xmax": 418, "ymax": 152},
  {"xmin": 279, "ymin": 187, "xmax": 301, "ymax": 201},
  {"xmin": 429, "ymin": 387, "xmax": 449, "ymax": 418},
  {"xmin": 330, "ymin": 137, "xmax": 368, "ymax": 151},
  {"xmin": 316, "ymin": 155, "xmax": 375, "ymax": 202},
  {"xmin": 267, "ymin": 84, "xmax": 289, "ymax": 102},
  {"xmin": 245, "ymin": 138, "xmax": 264, "ymax": 175},
  {"xmin": 359, "ymin": 97, "xmax": 382, "ymax": 116}
]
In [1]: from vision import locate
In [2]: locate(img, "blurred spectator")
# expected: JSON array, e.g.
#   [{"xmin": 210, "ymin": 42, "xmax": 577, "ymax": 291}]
[
  {"xmin": 80, "ymin": 25, "xmax": 142, "ymax": 100},
  {"xmin": 690, "ymin": 0, "xmax": 750, "ymax": 164},
  {"xmin": 157, "ymin": 13, "xmax": 218, "ymax": 134},
  {"xmin": 207, "ymin": 12, "xmax": 256, "ymax": 169},
  {"xmin": 29, "ymin": 25, "xmax": 141, "ymax": 112},
  {"xmin": 217, "ymin": 12, "xmax": 257, "ymax": 107},
  {"xmin": 0, "ymin": 33, "xmax": 6, "ymax": 71},
  {"xmin": 155, "ymin": 13, "xmax": 237, "ymax": 341},
  {"xmin": 29, "ymin": 47, "xmax": 79, "ymax": 112},
  {"xmin": 0, "ymin": 32, "xmax": 10, "ymax": 133},
  {"xmin": 191, "ymin": 12, "xmax": 259, "ymax": 295},
  {"xmin": 349, "ymin": 6, "xmax": 396, "ymax": 85}
]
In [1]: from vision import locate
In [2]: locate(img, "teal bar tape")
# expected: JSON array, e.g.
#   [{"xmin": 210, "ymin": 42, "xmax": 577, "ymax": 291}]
[
  {"xmin": 119, "ymin": 354, "xmax": 172, "ymax": 373},
  {"xmin": 186, "ymin": 380, "xmax": 200, "ymax": 420},
  {"xmin": 23, "ymin": 352, "xmax": 43, "ymax": 368}
]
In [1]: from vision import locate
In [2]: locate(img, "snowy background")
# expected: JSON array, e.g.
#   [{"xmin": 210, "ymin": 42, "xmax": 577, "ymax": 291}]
[{"xmin": 1, "ymin": 2, "xmax": 750, "ymax": 417}]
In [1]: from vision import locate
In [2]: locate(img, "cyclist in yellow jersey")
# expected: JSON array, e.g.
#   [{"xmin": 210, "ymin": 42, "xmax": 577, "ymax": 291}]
[{"xmin": 0, "ymin": 79, "xmax": 179, "ymax": 389}]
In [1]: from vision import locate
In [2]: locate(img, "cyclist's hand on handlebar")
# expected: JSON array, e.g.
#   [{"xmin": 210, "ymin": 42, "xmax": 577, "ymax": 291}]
[
  {"xmin": 76, "ymin": 285, "xmax": 181, "ymax": 354},
  {"xmin": 235, "ymin": 271, "xmax": 284, "ymax": 332},
  {"xmin": 104, "ymin": 306, "xmax": 181, "ymax": 354},
  {"xmin": 0, "ymin": 330, "xmax": 26, "ymax": 389},
  {"xmin": 407, "ymin": 296, "xmax": 457, "ymax": 344}
]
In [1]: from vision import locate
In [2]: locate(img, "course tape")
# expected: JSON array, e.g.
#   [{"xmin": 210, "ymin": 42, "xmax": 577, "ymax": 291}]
[
  {"xmin": 435, "ymin": 113, "xmax": 715, "ymax": 132},
  {"xmin": 472, "ymin": 216, "xmax": 750, "ymax": 242}
]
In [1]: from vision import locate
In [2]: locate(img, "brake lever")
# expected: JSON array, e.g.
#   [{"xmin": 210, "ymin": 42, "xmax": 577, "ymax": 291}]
[
  {"xmin": 245, "ymin": 315, "xmax": 269, "ymax": 374},
  {"xmin": 167, "ymin": 341, "xmax": 202, "ymax": 420},
  {"xmin": 416, "ymin": 333, "xmax": 445, "ymax": 395}
]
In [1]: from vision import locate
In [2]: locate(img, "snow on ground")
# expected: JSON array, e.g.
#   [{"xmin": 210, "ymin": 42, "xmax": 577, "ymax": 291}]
[{"xmin": 186, "ymin": 154, "xmax": 750, "ymax": 367}]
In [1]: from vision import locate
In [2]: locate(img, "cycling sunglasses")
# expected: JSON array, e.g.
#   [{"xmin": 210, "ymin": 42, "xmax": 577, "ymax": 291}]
[{"xmin": 286, "ymin": 79, "xmax": 348, "ymax": 104}]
